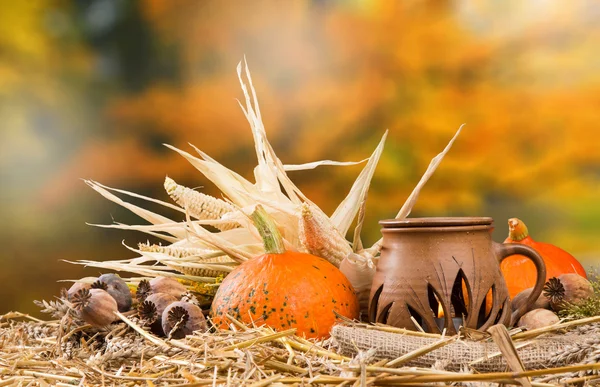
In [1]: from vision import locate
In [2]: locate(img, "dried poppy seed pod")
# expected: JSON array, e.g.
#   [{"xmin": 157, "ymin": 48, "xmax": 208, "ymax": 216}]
[
  {"xmin": 161, "ymin": 301, "xmax": 207, "ymax": 339},
  {"xmin": 136, "ymin": 280, "xmax": 153, "ymax": 302},
  {"xmin": 138, "ymin": 293, "xmax": 178, "ymax": 336},
  {"xmin": 93, "ymin": 273, "xmax": 132, "ymax": 312},
  {"xmin": 67, "ymin": 280, "xmax": 93, "ymax": 301},
  {"xmin": 149, "ymin": 276, "xmax": 187, "ymax": 299},
  {"xmin": 72, "ymin": 288, "xmax": 118, "ymax": 326},
  {"xmin": 544, "ymin": 274, "xmax": 594, "ymax": 312}
]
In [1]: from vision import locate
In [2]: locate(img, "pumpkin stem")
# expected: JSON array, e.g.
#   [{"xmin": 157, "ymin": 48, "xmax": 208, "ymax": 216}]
[
  {"xmin": 251, "ymin": 205, "xmax": 285, "ymax": 254},
  {"xmin": 507, "ymin": 218, "xmax": 530, "ymax": 241}
]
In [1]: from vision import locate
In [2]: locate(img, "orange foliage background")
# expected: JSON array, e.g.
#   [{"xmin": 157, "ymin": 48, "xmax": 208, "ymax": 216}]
[{"xmin": 1, "ymin": 0, "xmax": 600, "ymax": 315}]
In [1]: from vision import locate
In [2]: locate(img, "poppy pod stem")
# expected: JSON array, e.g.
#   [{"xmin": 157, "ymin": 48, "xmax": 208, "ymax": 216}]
[
  {"xmin": 250, "ymin": 205, "xmax": 285, "ymax": 254},
  {"xmin": 508, "ymin": 218, "xmax": 529, "ymax": 241}
]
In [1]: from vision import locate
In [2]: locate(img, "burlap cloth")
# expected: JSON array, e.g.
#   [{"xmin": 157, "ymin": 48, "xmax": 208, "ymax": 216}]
[{"xmin": 331, "ymin": 324, "xmax": 600, "ymax": 372}]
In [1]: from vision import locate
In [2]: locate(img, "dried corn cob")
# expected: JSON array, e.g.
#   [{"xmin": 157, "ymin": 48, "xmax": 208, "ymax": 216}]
[
  {"xmin": 140, "ymin": 242, "xmax": 237, "ymax": 277},
  {"xmin": 164, "ymin": 176, "xmax": 239, "ymax": 231},
  {"xmin": 139, "ymin": 242, "xmax": 221, "ymax": 259},
  {"xmin": 165, "ymin": 255, "xmax": 236, "ymax": 277},
  {"xmin": 298, "ymin": 203, "xmax": 352, "ymax": 267}
]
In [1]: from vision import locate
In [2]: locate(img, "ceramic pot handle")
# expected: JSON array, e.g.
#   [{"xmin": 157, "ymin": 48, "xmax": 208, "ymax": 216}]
[{"xmin": 493, "ymin": 242, "xmax": 547, "ymax": 325}]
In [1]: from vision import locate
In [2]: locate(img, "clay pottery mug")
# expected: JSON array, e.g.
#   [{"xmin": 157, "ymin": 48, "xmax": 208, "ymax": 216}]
[{"xmin": 369, "ymin": 217, "xmax": 546, "ymax": 334}]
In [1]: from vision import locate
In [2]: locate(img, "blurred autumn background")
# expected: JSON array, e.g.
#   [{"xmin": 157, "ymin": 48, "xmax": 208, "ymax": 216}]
[{"xmin": 2, "ymin": 0, "xmax": 600, "ymax": 315}]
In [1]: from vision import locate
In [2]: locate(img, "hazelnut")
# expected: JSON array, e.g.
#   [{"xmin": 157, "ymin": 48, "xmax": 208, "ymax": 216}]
[
  {"xmin": 138, "ymin": 293, "xmax": 178, "ymax": 336},
  {"xmin": 511, "ymin": 287, "xmax": 551, "ymax": 313},
  {"xmin": 161, "ymin": 301, "xmax": 207, "ymax": 339},
  {"xmin": 93, "ymin": 273, "xmax": 132, "ymax": 312},
  {"xmin": 517, "ymin": 308, "xmax": 559, "ymax": 330},
  {"xmin": 72, "ymin": 288, "xmax": 118, "ymax": 326}
]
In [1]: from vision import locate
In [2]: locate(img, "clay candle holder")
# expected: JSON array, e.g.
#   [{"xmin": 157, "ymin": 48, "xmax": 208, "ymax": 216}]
[{"xmin": 369, "ymin": 217, "xmax": 547, "ymax": 335}]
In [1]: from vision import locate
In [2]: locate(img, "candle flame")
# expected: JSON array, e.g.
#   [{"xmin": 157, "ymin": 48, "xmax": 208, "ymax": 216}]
[
  {"xmin": 462, "ymin": 279, "xmax": 470, "ymax": 309},
  {"xmin": 437, "ymin": 302, "xmax": 444, "ymax": 318}
]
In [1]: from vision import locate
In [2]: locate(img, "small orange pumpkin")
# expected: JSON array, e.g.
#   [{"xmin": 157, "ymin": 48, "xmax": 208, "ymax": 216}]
[
  {"xmin": 211, "ymin": 206, "xmax": 359, "ymax": 339},
  {"xmin": 501, "ymin": 218, "xmax": 587, "ymax": 299}
]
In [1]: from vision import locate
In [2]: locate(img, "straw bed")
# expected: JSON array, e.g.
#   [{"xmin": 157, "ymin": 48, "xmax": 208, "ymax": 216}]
[{"xmin": 2, "ymin": 310, "xmax": 600, "ymax": 386}]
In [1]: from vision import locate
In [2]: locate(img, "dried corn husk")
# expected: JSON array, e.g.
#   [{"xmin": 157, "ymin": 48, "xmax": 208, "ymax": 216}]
[
  {"xmin": 77, "ymin": 59, "xmax": 462, "ymax": 310},
  {"xmin": 339, "ymin": 125, "xmax": 464, "ymax": 311},
  {"xmin": 298, "ymin": 203, "xmax": 353, "ymax": 267},
  {"xmin": 339, "ymin": 252, "xmax": 377, "ymax": 315},
  {"xmin": 364, "ymin": 124, "xmax": 464, "ymax": 257}
]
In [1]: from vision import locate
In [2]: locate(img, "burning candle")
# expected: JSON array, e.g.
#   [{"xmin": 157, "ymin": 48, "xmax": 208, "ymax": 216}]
[{"xmin": 433, "ymin": 303, "xmax": 462, "ymax": 332}]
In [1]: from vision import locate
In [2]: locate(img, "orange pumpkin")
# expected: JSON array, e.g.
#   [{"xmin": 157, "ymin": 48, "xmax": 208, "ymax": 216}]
[
  {"xmin": 501, "ymin": 218, "xmax": 587, "ymax": 299},
  {"xmin": 211, "ymin": 206, "xmax": 359, "ymax": 339}
]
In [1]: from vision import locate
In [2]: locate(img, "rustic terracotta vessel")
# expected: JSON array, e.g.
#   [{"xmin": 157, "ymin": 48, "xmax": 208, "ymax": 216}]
[{"xmin": 369, "ymin": 217, "xmax": 546, "ymax": 334}]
